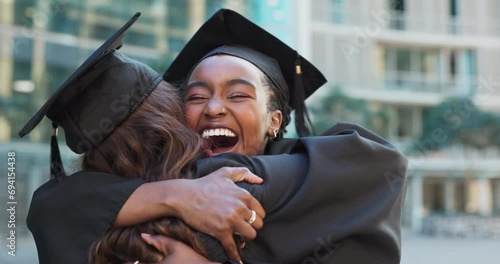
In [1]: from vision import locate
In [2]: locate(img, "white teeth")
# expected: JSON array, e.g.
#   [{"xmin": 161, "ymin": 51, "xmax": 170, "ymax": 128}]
[{"xmin": 202, "ymin": 128, "xmax": 236, "ymax": 138}]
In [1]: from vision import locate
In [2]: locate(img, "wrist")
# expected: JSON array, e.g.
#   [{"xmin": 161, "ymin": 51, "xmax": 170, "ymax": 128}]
[{"xmin": 160, "ymin": 179, "xmax": 191, "ymax": 219}]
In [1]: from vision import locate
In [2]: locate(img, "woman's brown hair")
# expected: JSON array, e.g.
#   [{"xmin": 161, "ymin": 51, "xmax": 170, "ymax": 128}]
[{"xmin": 84, "ymin": 81, "xmax": 207, "ymax": 263}]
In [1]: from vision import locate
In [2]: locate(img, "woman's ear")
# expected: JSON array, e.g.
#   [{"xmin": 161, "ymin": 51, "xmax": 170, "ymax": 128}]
[
  {"xmin": 271, "ymin": 110, "xmax": 282, "ymax": 129},
  {"xmin": 268, "ymin": 110, "xmax": 282, "ymax": 138}
]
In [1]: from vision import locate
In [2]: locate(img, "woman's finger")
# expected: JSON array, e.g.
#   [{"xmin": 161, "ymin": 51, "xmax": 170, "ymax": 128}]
[
  {"xmin": 224, "ymin": 167, "xmax": 263, "ymax": 184},
  {"xmin": 141, "ymin": 233, "xmax": 171, "ymax": 254},
  {"xmin": 217, "ymin": 235, "xmax": 242, "ymax": 263}
]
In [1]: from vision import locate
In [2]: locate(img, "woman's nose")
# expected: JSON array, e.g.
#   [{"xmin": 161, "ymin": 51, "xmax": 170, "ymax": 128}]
[{"xmin": 204, "ymin": 99, "xmax": 227, "ymax": 118}]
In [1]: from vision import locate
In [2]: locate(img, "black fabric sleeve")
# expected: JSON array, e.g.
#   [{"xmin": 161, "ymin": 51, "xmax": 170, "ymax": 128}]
[
  {"xmin": 194, "ymin": 153, "xmax": 309, "ymax": 262},
  {"xmin": 195, "ymin": 152, "xmax": 309, "ymax": 214},
  {"xmin": 195, "ymin": 123, "xmax": 408, "ymax": 264},
  {"xmin": 26, "ymin": 172, "xmax": 145, "ymax": 264}
]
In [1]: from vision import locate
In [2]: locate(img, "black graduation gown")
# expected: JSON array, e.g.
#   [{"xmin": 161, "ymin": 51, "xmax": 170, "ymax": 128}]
[
  {"xmin": 197, "ymin": 123, "xmax": 408, "ymax": 263},
  {"xmin": 27, "ymin": 123, "xmax": 407, "ymax": 264}
]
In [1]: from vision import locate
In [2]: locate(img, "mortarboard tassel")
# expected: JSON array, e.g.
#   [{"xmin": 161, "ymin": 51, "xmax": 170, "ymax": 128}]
[
  {"xmin": 293, "ymin": 54, "xmax": 314, "ymax": 137},
  {"xmin": 50, "ymin": 123, "xmax": 66, "ymax": 179}
]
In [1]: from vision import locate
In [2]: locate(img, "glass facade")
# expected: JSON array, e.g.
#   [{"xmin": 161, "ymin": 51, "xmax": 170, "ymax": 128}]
[{"xmin": 380, "ymin": 46, "xmax": 477, "ymax": 95}]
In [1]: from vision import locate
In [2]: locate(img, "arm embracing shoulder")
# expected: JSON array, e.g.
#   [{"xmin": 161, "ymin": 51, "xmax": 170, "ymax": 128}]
[{"xmin": 195, "ymin": 152, "xmax": 309, "ymax": 213}]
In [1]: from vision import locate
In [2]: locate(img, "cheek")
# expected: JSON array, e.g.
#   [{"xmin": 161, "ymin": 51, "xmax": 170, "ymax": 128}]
[
  {"xmin": 185, "ymin": 106, "xmax": 201, "ymax": 130},
  {"xmin": 240, "ymin": 103, "xmax": 267, "ymax": 125},
  {"xmin": 242, "ymin": 110, "xmax": 271, "ymax": 138}
]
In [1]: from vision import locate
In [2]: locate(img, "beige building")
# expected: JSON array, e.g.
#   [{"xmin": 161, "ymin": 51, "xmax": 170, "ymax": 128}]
[{"xmin": 296, "ymin": 0, "xmax": 500, "ymax": 233}]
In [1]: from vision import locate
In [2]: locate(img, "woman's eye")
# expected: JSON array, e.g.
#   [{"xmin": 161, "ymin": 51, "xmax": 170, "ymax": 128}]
[
  {"xmin": 229, "ymin": 94, "xmax": 250, "ymax": 99},
  {"xmin": 186, "ymin": 95, "xmax": 207, "ymax": 102}
]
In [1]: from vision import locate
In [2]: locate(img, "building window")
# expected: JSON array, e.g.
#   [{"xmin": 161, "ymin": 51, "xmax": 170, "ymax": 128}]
[
  {"xmin": 382, "ymin": 46, "xmax": 477, "ymax": 94},
  {"xmin": 389, "ymin": 0, "xmax": 405, "ymax": 30},
  {"xmin": 48, "ymin": 2, "xmax": 79, "ymax": 34},
  {"xmin": 493, "ymin": 179, "xmax": 500, "ymax": 214},
  {"xmin": 310, "ymin": 0, "xmax": 344, "ymax": 24},
  {"xmin": 127, "ymin": 31, "xmax": 156, "ymax": 48},
  {"xmin": 168, "ymin": 0, "xmax": 189, "ymax": 27},
  {"xmin": 395, "ymin": 106, "xmax": 421, "ymax": 140},
  {"xmin": 424, "ymin": 179, "xmax": 445, "ymax": 214},
  {"xmin": 454, "ymin": 181, "xmax": 466, "ymax": 213},
  {"xmin": 397, "ymin": 107, "xmax": 413, "ymax": 138},
  {"xmin": 449, "ymin": 51, "xmax": 457, "ymax": 77},
  {"xmin": 13, "ymin": 0, "xmax": 35, "ymax": 27},
  {"xmin": 449, "ymin": 0, "xmax": 457, "ymax": 17},
  {"xmin": 382, "ymin": 46, "xmax": 440, "ymax": 92},
  {"xmin": 330, "ymin": 0, "xmax": 344, "ymax": 23},
  {"xmin": 448, "ymin": 0, "xmax": 459, "ymax": 34}
]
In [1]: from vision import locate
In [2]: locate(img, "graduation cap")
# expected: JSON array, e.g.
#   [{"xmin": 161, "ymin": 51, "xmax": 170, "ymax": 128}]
[
  {"xmin": 18, "ymin": 12, "xmax": 163, "ymax": 178},
  {"xmin": 163, "ymin": 8, "xmax": 327, "ymax": 137}
]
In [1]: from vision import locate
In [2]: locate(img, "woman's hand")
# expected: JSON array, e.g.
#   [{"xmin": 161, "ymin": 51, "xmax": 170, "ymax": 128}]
[
  {"xmin": 141, "ymin": 233, "xmax": 219, "ymax": 263},
  {"xmin": 114, "ymin": 167, "xmax": 264, "ymax": 262},
  {"xmin": 171, "ymin": 167, "xmax": 265, "ymax": 261}
]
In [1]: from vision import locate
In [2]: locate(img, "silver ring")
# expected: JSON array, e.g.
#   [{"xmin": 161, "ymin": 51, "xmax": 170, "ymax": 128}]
[{"xmin": 247, "ymin": 210, "xmax": 256, "ymax": 225}]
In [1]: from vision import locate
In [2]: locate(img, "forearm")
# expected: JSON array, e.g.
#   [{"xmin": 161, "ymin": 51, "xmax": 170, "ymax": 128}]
[
  {"xmin": 113, "ymin": 179, "xmax": 192, "ymax": 227},
  {"xmin": 111, "ymin": 156, "xmax": 263, "ymax": 228}
]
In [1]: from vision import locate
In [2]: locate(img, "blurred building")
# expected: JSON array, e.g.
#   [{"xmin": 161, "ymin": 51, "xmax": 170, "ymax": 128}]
[{"xmin": 298, "ymin": 0, "xmax": 500, "ymax": 233}]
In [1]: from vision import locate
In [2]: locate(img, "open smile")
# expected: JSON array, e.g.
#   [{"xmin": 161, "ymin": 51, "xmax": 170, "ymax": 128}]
[{"xmin": 201, "ymin": 128, "xmax": 239, "ymax": 156}]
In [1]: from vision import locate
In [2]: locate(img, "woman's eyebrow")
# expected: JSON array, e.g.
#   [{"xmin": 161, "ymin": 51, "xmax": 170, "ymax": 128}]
[
  {"xmin": 185, "ymin": 81, "xmax": 209, "ymax": 90},
  {"xmin": 227, "ymin": 78, "xmax": 256, "ymax": 89}
]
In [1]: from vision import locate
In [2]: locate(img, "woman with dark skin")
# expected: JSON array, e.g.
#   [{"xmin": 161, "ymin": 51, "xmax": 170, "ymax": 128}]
[{"xmin": 22, "ymin": 10, "xmax": 407, "ymax": 264}]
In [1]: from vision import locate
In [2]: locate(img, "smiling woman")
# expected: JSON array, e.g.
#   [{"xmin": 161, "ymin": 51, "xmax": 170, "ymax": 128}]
[
  {"xmin": 185, "ymin": 54, "xmax": 282, "ymax": 157},
  {"xmin": 132, "ymin": 8, "xmax": 406, "ymax": 263}
]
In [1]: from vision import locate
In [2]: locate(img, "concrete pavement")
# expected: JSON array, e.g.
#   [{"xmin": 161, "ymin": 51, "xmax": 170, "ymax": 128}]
[{"xmin": 401, "ymin": 229, "xmax": 500, "ymax": 264}]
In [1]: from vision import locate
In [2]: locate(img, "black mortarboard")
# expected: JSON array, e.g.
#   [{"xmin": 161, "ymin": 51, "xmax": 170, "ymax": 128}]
[
  {"xmin": 163, "ymin": 8, "xmax": 327, "ymax": 137},
  {"xmin": 18, "ymin": 12, "xmax": 163, "ymax": 178}
]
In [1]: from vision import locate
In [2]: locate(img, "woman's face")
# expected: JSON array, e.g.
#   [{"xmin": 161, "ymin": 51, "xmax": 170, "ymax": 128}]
[{"xmin": 185, "ymin": 55, "xmax": 282, "ymax": 157}]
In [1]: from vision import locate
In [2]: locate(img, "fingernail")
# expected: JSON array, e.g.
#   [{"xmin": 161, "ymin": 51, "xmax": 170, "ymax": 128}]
[
  {"xmin": 239, "ymin": 261, "xmax": 244, "ymax": 264},
  {"xmin": 141, "ymin": 233, "xmax": 151, "ymax": 238}
]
